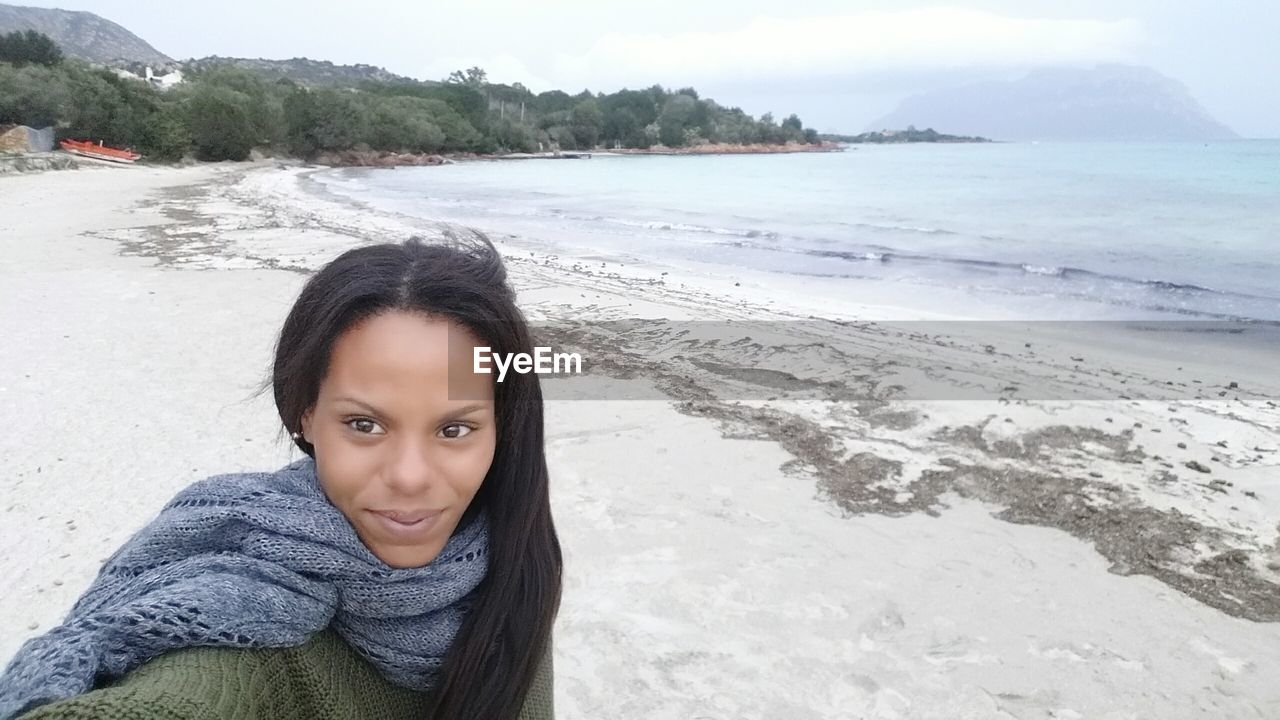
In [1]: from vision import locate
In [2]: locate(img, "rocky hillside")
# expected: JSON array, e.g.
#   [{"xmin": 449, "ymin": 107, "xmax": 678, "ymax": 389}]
[
  {"xmin": 870, "ymin": 65, "xmax": 1237, "ymax": 141},
  {"xmin": 0, "ymin": 2, "xmax": 171, "ymax": 67},
  {"xmin": 184, "ymin": 56, "xmax": 425, "ymax": 87}
]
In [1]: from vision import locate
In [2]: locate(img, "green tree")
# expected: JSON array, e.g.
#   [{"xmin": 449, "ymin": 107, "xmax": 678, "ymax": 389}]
[
  {"xmin": 283, "ymin": 88, "xmax": 369, "ymax": 156},
  {"xmin": 599, "ymin": 89, "xmax": 659, "ymax": 147},
  {"xmin": 645, "ymin": 84, "xmax": 666, "ymax": 108},
  {"xmin": 314, "ymin": 89, "xmax": 367, "ymax": 152},
  {"xmin": 59, "ymin": 67, "xmax": 130, "ymax": 145},
  {"xmin": 363, "ymin": 96, "xmax": 446, "ymax": 153},
  {"xmin": 602, "ymin": 89, "xmax": 658, "ymax": 123},
  {"xmin": 0, "ymin": 62, "xmax": 67, "ymax": 127},
  {"xmin": 0, "ymin": 30, "xmax": 63, "ymax": 67},
  {"xmin": 187, "ymin": 67, "xmax": 283, "ymax": 148},
  {"xmin": 0, "ymin": 52, "xmax": 824, "ymax": 162},
  {"xmin": 755, "ymin": 111, "xmax": 787, "ymax": 144},
  {"xmin": 570, "ymin": 99, "xmax": 602, "ymax": 149},
  {"xmin": 109, "ymin": 68, "xmax": 191, "ymax": 159},
  {"xmin": 138, "ymin": 102, "xmax": 191, "ymax": 160},
  {"xmin": 446, "ymin": 66, "xmax": 487, "ymax": 87},
  {"xmin": 371, "ymin": 83, "xmax": 491, "ymax": 138},
  {"xmin": 282, "ymin": 87, "xmax": 319, "ymax": 155},
  {"xmin": 536, "ymin": 109, "xmax": 570, "ymax": 133},
  {"xmin": 658, "ymin": 94, "xmax": 697, "ymax": 147},
  {"xmin": 490, "ymin": 116, "xmax": 538, "ymax": 153},
  {"xmin": 411, "ymin": 97, "xmax": 482, "ymax": 150},
  {"xmin": 601, "ymin": 106, "xmax": 643, "ymax": 148},
  {"xmin": 532, "ymin": 90, "xmax": 574, "ymax": 115},
  {"xmin": 185, "ymin": 84, "xmax": 256, "ymax": 161},
  {"xmin": 545, "ymin": 125, "xmax": 576, "ymax": 150},
  {"xmin": 0, "ymin": 60, "xmax": 188, "ymax": 160}
]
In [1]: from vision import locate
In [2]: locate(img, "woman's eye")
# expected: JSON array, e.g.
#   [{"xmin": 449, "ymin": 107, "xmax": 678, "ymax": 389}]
[
  {"xmin": 346, "ymin": 418, "xmax": 385, "ymax": 435},
  {"xmin": 440, "ymin": 424, "xmax": 473, "ymax": 439}
]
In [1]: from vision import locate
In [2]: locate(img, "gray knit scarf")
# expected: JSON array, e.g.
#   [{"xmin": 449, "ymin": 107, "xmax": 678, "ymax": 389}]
[{"xmin": 0, "ymin": 457, "xmax": 489, "ymax": 720}]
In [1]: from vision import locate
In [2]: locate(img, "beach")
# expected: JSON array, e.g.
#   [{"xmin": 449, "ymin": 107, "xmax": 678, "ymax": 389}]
[{"xmin": 1, "ymin": 162, "xmax": 1278, "ymax": 719}]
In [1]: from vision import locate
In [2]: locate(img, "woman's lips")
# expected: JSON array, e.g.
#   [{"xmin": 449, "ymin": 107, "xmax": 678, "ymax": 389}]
[{"xmin": 367, "ymin": 509, "xmax": 444, "ymax": 541}]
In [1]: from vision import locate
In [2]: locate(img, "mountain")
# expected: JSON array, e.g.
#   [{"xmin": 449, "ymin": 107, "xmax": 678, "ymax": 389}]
[
  {"xmin": 0, "ymin": 2, "xmax": 172, "ymax": 68},
  {"xmin": 183, "ymin": 56, "xmax": 425, "ymax": 87},
  {"xmin": 0, "ymin": 3, "xmax": 425, "ymax": 86},
  {"xmin": 868, "ymin": 65, "xmax": 1237, "ymax": 141}
]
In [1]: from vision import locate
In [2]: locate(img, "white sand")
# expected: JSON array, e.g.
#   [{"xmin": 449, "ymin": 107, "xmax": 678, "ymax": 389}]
[{"xmin": 1, "ymin": 163, "xmax": 1278, "ymax": 719}]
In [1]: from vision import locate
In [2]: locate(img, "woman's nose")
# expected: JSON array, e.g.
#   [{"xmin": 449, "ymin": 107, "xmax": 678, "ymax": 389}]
[{"xmin": 384, "ymin": 438, "xmax": 437, "ymax": 495}]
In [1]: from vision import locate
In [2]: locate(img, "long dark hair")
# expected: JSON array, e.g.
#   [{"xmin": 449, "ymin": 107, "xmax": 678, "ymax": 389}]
[{"xmin": 267, "ymin": 233, "xmax": 561, "ymax": 719}]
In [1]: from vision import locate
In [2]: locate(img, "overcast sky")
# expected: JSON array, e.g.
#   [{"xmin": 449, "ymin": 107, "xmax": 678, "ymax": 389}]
[{"xmin": 19, "ymin": 0, "xmax": 1280, "ymax": 136}]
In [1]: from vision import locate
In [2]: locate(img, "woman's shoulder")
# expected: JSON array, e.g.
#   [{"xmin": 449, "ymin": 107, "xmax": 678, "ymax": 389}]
[
  {"xmin": 18, "ymin": 628, "xmax": 555, "ymax": 720},
  {"xmin": 17, "ymin": 628, "xmax": 427, "ymax": 720}
]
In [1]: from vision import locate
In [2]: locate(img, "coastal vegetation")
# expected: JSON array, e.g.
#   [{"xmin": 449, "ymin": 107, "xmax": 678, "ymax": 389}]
[
  {"xmin": 0, "ymin": 32, "xmax": 824, "ymax": 162},
  {"xmin": 0, "ymin": 29, "xmax": 61, "ymax": 66},
  {"xmin": 823, "ymin": 127, "xmax": 992, "ymax": 143}
]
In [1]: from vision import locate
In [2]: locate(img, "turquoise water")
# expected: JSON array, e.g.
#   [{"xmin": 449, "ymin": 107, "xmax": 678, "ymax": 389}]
[{"xmin": 316, "ymin": 141, "xmax": 1280, "ymax": 320}]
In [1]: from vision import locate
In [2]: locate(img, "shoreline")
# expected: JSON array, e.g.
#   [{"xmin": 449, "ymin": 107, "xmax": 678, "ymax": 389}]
[
  {"xmin": 1, "ymin": 139, "xmax": 845, "ymax": 174},
  {"xmin": 311, "ymin": 141, "xmax": 845, "ymax": 168},
  {"xmin": 2, "ymin": 163, "xmax": 1278, "ymax": 718}
]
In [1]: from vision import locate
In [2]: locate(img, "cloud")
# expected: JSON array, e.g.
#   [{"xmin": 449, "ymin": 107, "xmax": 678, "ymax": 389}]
[{"xmin": 535, "ymin": 7, "xmax": 1145, "ymax": 92}]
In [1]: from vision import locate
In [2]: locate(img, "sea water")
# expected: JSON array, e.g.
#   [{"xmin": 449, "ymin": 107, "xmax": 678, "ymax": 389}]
[{"xmin": 314, "ymin": 141, "xmax": 1280, "ymax": 321}]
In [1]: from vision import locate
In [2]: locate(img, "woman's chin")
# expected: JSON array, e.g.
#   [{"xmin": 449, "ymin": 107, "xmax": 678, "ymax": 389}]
[{"xmin": 370, "ymin": 541, "xmax": 446, "ymax": 569}]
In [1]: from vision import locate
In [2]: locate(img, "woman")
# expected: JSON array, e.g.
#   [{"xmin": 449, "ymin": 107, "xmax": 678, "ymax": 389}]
[{"xmin": 0, "ymin": 235, "xmax": 562, "ymax": 719}]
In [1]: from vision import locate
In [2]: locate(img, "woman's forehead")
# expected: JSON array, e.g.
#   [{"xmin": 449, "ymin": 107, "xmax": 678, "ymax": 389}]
[{"xmin": 323, "ymin": 312, "xmax": 493, "ymax": 402}]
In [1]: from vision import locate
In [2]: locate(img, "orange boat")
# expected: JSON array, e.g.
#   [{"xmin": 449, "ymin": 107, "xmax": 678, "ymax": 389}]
[{"xmin": 59, "ymin": 139, "xmax": 142, "ymax": 164}]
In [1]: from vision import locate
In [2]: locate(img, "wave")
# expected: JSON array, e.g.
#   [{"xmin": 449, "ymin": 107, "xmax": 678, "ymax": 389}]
[
  {"xmin": 1021, "ymin": 264, "xmax": 1064, "ymax": 277},
  {"xmin": 517, "ymin": 209, "xmax": 784, "ymax": 240},
  {"xmin": 397, "ymin": 187, "xmax": 958, "ymax": 244},
  {"xmin": 638, "ymin": 220, "xmax": 778, "ymax": 239},
  {"xmin": 724, "ymin": 238, "xmax": 1278, "ymax": 317},
  {"xmin": 802, "ymin": 248, "xmax": 890, "ymax": 262},
  {"xmin": 834, "ymin": 220, "xmax": 957, "ymax": 236},
  {"xmin": 785, "ymin": 268, "xmax": 1270, "ymax": 321}
]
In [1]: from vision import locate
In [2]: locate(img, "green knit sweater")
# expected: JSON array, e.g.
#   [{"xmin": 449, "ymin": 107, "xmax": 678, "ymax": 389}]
[{"xmin": 17, "ymin": 629, "xmax": 554, "ymax": 720}]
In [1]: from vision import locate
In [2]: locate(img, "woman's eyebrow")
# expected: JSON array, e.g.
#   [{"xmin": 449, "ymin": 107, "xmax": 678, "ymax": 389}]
[
  {"xmin": 443, "ymin": 403, "xmax": 491, "ymax": 419},
  {"xmin": 333, "ymin": 397, "xmax": 385, "ymax": 415},
  {"xmin": 332, "ymin": 398, "xmax": 490, "ymax": 420}
]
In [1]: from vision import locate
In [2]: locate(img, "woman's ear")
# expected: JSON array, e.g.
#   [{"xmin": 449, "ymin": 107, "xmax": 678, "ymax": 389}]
[{"xmin": 299, "ymin": 407, "xmax": 314, "ymax": 442}]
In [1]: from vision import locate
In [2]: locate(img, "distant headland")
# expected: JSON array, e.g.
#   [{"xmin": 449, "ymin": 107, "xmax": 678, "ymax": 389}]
[{"xmin": 822, "ymin": 127, "xmax": 993, "ymax": 144}]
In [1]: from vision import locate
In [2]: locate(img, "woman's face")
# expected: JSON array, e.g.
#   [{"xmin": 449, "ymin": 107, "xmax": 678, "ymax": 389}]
[{"xmin": 300, "ymin": 311, "xmax": 496, "ymax": 569}]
